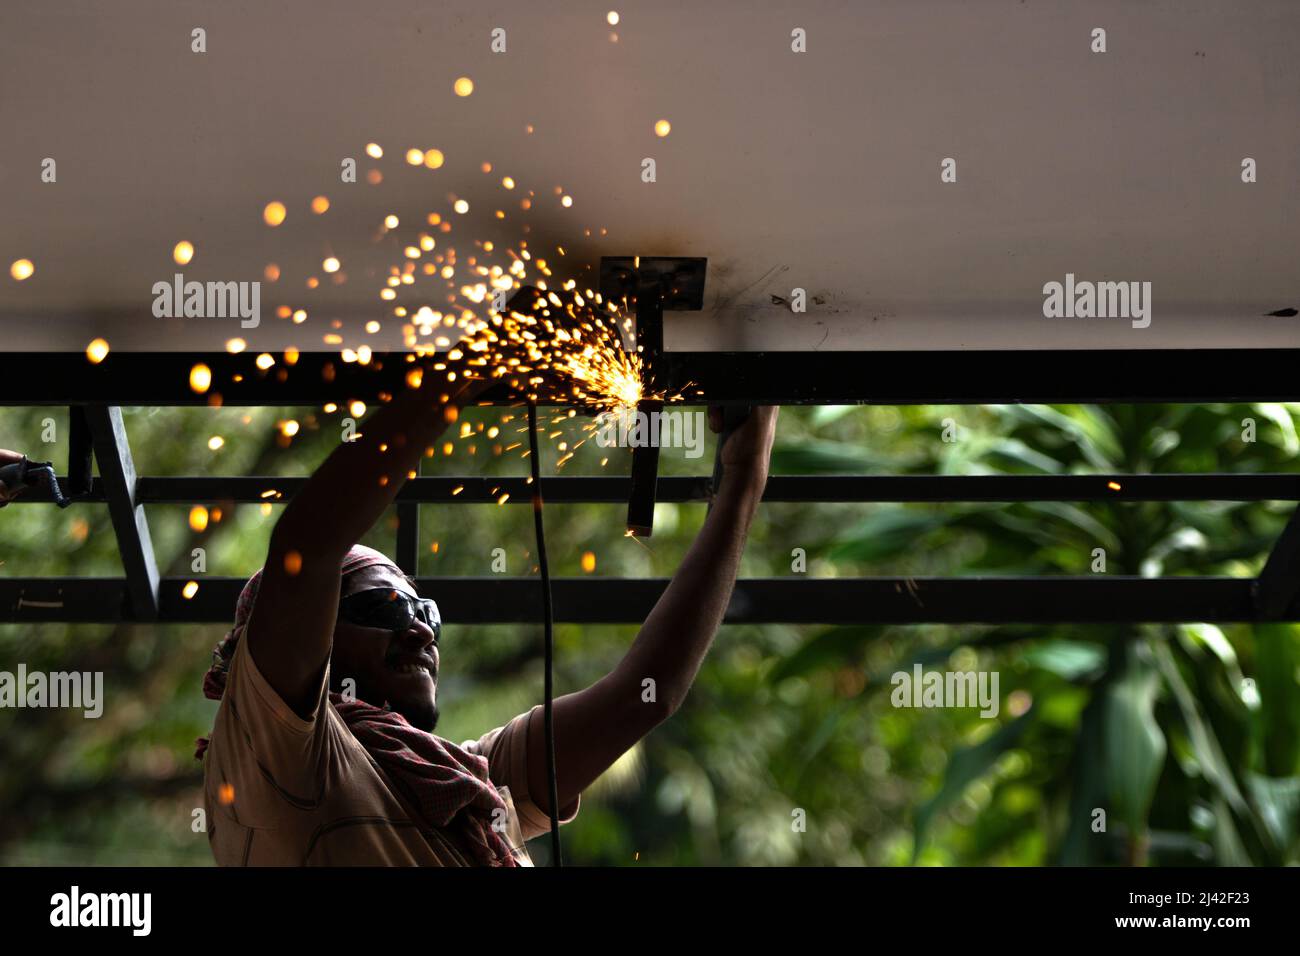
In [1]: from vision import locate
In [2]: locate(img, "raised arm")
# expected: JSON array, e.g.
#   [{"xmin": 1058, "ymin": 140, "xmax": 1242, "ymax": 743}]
[
  {"xmin": 529, "ymin": 406, "xmax": 779, "ymax": 811},
  {"xmin": 246, "ymin": 368, "xmax": 478, "ymax": 718}
]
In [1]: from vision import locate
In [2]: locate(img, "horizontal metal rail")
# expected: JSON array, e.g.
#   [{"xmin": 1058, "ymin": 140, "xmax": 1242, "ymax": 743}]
[
  {"xmin": 10, "ymin": 473, "xmax": 1300, "ymax": 505},
  {"xmin": 0, "ymin": 576, "xmax": 1287, "ymax": 625},
  {"xmin": 1, "ymin": 386, "xmax": 1297, "ymax": 625}
]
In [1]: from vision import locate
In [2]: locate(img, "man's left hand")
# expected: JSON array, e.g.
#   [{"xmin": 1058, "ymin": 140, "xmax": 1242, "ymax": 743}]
[{"xmin": 708, "ymin": 406, "xmax": 779, "ymax": 491}]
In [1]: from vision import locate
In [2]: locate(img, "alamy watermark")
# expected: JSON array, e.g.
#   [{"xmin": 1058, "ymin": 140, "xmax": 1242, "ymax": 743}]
[
  {"xmin": 890, "ymin": 664, "xmax": 1000, "ymax": 718},
  {"xmin": 595, "ymin": 407, "xmax": 705, "ymax": 458},
  {"xmin": 50, "ymin": 886, "xmax": 150, "ymax": 936},
  {"xmin": 0, "ymin": 664, "xmax": 103, "ymax": 717},
  {"xmin": 1042, "ymin": 273, "xmax": 1151, "ymax": 329},
  {"xmin": 152, "ymin": 273, "xmax": 261, "ymax": 328}
]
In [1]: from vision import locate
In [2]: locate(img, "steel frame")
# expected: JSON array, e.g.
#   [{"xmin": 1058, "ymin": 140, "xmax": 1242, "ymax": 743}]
[{"xmin": 2, "ymin": 349, "xmax": 1299, "ymax": 625}]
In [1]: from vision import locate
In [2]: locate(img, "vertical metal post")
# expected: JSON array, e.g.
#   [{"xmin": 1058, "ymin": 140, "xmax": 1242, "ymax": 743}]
[
  {"xmin": 67, "ymin": 406, "xmax": 94, "ymax": 498},
  {"xmin": 396, "ymin": 503, "xmax": 420, "ymax": 576},
  {"xmin": 84, "ymin": 406, "xmax": 160, "ymax": 619},
  {"xmin": 626, "ymin": 276, "xmax": 663, "ymax": 536}
]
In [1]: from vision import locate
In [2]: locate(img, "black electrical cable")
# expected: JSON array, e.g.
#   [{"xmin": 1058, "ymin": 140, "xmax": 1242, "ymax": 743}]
[{"xmin": 526, "ymin": 401, "xmax": 563, "ymax": 866}]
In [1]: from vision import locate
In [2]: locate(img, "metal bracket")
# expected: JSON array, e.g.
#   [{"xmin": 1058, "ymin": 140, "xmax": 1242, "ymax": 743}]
[{"xmin": 599, "ymin": 256, "xmax": 707, "ymax": 314}]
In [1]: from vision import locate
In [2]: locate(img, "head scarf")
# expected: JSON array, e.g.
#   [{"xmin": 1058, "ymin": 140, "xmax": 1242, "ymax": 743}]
[
  {"xmin": 197, "ymin": 544, "xmax": 519, "ymax": 866},
  {"xmin": 199, "ymin": 544, "xmax": 394, "ymax": 702}
]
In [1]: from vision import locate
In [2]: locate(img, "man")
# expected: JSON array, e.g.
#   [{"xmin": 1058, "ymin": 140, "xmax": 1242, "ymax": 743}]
[{"xmin": 198, "ymin": 366, "xmax": 778, "ymax": 865}]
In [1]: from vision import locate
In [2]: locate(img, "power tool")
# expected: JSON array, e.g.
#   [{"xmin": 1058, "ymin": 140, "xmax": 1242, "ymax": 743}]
[{"xmin": 0, "ymin": 456, "xmax": 72, "ymax": 508}]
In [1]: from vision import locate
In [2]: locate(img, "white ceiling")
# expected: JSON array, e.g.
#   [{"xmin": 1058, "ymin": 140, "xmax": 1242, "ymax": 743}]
[{"xmin": 1, "ymin": 0, "xmax": 1296, "ymax": 352}]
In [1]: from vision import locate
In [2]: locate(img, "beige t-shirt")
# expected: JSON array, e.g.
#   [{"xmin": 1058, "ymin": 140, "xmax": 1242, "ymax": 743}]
[{"xmin": 202, "ymin": 634, "xmax": 578, "ymax": 866}]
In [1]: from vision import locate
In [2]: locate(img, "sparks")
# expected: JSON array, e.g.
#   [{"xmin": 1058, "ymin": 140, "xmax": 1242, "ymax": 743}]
[
  {"xmin": 246, "ymin": 134, "xmax": 696, "ymax": 474},
  {"xmin": 85, "ymin": 338, "xmax": 110, "ymax": 364}
]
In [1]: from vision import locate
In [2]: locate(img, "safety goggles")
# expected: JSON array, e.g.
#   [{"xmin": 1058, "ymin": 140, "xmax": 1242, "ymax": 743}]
[{"xmin": 338, "ymin": 588, "xmax": 441, "ymax": 644}]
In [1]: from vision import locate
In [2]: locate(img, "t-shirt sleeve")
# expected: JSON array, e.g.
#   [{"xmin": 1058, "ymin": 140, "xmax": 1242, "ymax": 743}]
[
  {"xmin": 464, "ymin": 703, "xmax": 580, "ymax": 842},
  {"xmin": 205, "ymin": 634, "xmax": 332, "ymax": 827}
]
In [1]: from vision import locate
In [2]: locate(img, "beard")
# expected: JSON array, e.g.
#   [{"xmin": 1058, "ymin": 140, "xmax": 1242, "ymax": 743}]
[
  {"xmin": 393, "ymin": 696, "xmax": 439, "ymax": 733},
  {"xmin": 331, "ymin": 673, "xmax": 439, "ymax": 732}
]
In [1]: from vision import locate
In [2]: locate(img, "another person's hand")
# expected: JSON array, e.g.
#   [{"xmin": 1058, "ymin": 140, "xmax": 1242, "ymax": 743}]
[{"xmin": 0, "ymin": 448, "xmax": 29, "ymax": 507}]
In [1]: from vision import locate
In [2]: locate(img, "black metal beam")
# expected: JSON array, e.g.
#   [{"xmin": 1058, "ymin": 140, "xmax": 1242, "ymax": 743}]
[
  {"xmin": 0, "ymin": 576, "xmax": 1271, "ymax": 624},
  {"xmin": 12, "ymin": 473, "xmax": 1300, "ymax": 505},
  {"xmin": 66, "ymin": 406, "xmax": 94, "ymax": 499},
  {"xmin": 3, "ymin": 350, "xmax": 1299, "ymax": 405},
  {"xmin": 396, "ymin": 502, "xmax": 419, "ymax": 575},
  {"xmin": 82, "ymin": 406, "xmax": 160, "ymax": 620},
  {"xmin": 1253, "ymin": 505, "xmax": 1300, "ymax": 618},
  {"xmin": 0, "ymin": 579, "xmax": 131, "ymax": 622},
  {"xmin": 661, "ymin": 350, "xmax": 1300, "ymax": 405},
  {"xmin": 625, "ymin": 270, "xmax": 666, "ymax": 535}
]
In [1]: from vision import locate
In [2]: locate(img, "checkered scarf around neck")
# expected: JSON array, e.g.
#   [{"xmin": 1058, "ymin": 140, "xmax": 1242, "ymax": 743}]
[{"xmin": 197, "ymin": 544, "xmax": 519, "ymax": 867}]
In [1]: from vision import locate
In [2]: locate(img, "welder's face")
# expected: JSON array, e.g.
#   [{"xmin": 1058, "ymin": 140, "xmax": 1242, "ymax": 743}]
[{"xmin": 330, "ymin": 565, "xmax": 441, "ymax": 731}]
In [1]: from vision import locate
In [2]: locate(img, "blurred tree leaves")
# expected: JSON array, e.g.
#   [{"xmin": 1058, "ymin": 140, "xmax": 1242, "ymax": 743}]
[{"xmin": 1, "ymin": 398, "xmax": 1299, "ymax": 865}]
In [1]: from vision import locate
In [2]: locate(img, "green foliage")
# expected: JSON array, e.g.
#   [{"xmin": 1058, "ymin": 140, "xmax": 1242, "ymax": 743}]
[{"xmin": 1, "ymin": 399, "xmax": 1299, "ymax": 865}]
